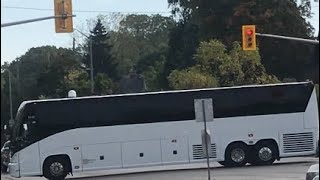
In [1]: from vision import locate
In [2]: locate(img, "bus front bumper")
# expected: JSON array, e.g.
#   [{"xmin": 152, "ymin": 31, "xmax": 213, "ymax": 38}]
[{"xmin": 8, "ymin": 162, "xmax": 20, "ymax": 178}]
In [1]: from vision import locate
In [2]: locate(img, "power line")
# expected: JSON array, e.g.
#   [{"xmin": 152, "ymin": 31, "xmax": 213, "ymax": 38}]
[{"xmin": 2, "ymin": 6, "xmax": 171, "ymax": 14}]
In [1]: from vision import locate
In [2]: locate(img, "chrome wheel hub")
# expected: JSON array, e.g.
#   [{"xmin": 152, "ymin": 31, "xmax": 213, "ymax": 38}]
[
  {"xmin": 49, "ymin": 162, "xmax": 64, "ymax": 176},
  {"xmin": 231, "ymin": 148, "xmax": 245, "ymax": 163},
  {"xmin": 258, "ymin": 147, "xmax": 272, "ymax": 161}
]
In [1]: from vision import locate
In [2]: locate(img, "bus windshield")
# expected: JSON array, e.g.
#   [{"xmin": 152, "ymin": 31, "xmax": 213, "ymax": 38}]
[
  {"xmin": 12, "ymin": 102, "xmax": 26, "ymax": 140},
  {"xmin": 11, "ymin": 102, "xmax": 38, "ymax": 153}
]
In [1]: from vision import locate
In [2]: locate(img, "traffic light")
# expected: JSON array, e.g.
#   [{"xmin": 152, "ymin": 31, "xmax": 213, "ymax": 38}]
[
  {"xmin": 54, "ymin": 0, "xmax": 73, "ymax": 33},
  {"xmin": 242, "ymin": 25, "xmax": 256, "ymax": 51}
]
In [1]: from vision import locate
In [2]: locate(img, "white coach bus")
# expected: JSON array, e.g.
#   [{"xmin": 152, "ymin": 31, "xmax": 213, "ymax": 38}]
[{"xmin": 8, "ymin": 81, "xmax": 319, "ymax": 180}]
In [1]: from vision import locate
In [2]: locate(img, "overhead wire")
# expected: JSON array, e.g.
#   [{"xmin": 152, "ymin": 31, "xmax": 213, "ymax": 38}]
[{"xmin": 1, "ymin": 6, "xmax": 171, "ymax": 14}]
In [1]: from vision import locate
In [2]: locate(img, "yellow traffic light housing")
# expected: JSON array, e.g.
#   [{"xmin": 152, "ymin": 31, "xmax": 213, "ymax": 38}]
[
  {"xmin": 242, "ymin": 25, "xmax": 256, "ymax": 51},
  {"xmin": 54, "ymin": 0, "xmax": 73, "ymax": 33}
]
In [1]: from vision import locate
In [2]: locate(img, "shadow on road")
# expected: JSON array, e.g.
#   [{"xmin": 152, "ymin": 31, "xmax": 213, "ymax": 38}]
[{"xmin": 69, "ymin": 158, "xmax": 318, "ymax": 180}]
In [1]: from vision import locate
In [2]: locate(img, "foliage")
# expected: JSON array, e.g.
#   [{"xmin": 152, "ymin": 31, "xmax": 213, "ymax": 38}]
[
  {"xmin": 110, "ymin": 14, "xmax": 174, "ymax": 75},
  {"xmin": 194, "ymin": 40, "xmax": 243, "ymax": 86},
  {"xmin": 163, "ymin": 22, "xmax": 199, "ymax": 79},
  {"xmin": 38, "ymin": 95, "xmax": 49, "ymax": 100},
  {"xmin": 168, "ymin": 67, "xmax": 218, "ymax": 90},
  {"xmin": 230, "ymin": 42, "xmax": 280, "ymax": 85},
  {"xmin": 136, "ymin": 48, "xmax": 167, "ymax": 91},
  {"xmin": 193, "ymin": 39, "xmax": 279, "ymax": 87},
  {"xmin": 36, "ymin": 48, "xmax": 87, "ymax": 98},
  {"xmin": 1, "ymin": 76, "xmax": 5, "ymax": 93},
  {"xmin": 168, "ymin": 0, "xmax": 316, "ymax": 81},
  {"xmin": 84, "ymin": 19, "xmax": 118, "ymax": 80},
  {"xmin": 94, "ymin": 73, "xmax": 114, "ymax": 95},
  {"xmin": 0, "ymin": 47, "xmax": 84, "ymax": 99},
  {"xmin": 64, "ymin": 68, "xmax": 91, "ymax": 96},
  {"xmin": 1, "ymin": 46, "xmax": 89, "ymax": 140}
]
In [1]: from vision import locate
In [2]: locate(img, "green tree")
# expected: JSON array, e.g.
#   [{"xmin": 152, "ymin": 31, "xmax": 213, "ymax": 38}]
[
  {"xmin": 1, "ymin": 74, "xmax": 7, "ymax": 146},
  {"xmin": 168, "ymin": 67, "xmax": 218, "ymax": 90},
  {"xmin": 64, "ymin": 68, "xmax": 91, "ymax": 96},
  {"xmin": 194, "ymin": 40, "xmax": 244, "ymax": 86},
  {"xmin": 163, "ymin": 22, "xmax": 199, "ymax": 80},
  {"xmin": 94, "ymin": 73, "xmax": 114, "ymax": 95},
  {"xmin": 136, "ymin": 48, "xmax": 167, "ymax": 91},
  {"xmin": 168, "ymin": 0, "xmax": 315, "ymax": 81},
  {"xmin": 1, "ymin": 46, "xmax": 89, "ymax": 145},
  {"xmin": 1, "ymin": 76, "xmax": 5, "ymax": 93},
  {"xmin": 193, "ymin": 39, "xmax": 279, "ymax": 87},
  {"xmin": 85, "ymin": 19, "xmax": 118, "ymax": 80},
  {"xmin": 110, "ymin": 14, "xmax": 174, "ymax": 75},
  {"xmin": 230, "ymin": 42, "xmax": 279, "ymax": 85},
  {"xmin": 36, "ymin": 48, "xmax": 87, "ymax": 97}
]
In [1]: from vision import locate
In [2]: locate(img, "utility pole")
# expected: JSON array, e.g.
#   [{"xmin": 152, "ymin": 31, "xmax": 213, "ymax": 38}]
[
  {"xmin": 8, "ymin": 71, "xmax": 13, "ymax": 122},
  {"xmin": 4, "ymin": 69, "xmax": 14, "ymax": 128},
  {"xmin": 16, "ymin": 63, "xmax": 21, "ymax": 99},
  {"xmin": 89, "ymin": 37, "xmax": 94, "ymax": 94},
  {"xmin": 72, "ymin": 37, "xmax": 76, "ymax": 51},
  {"xmin": 74, "ymin": 29, "xmax": 94, "ymax": 94}
]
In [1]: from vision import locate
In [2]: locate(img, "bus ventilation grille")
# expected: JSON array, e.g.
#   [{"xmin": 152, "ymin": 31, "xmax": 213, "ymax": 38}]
[
  {"xmin": 192, "ymin": 144, "xmax": 217, "ymax": 159},
  {"xmin": 283, "ymin": 132, "xmax": 314, "ymax": 153}
]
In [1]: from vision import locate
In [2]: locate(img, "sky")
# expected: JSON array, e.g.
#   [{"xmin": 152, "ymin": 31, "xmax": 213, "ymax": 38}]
[
  {"xmin": 0, "ymin": 0, "xmax": 171, "ymax": 64},
  {"xmin": 1, "ymin": 0, "xmax": 319, "ymax": 65}
]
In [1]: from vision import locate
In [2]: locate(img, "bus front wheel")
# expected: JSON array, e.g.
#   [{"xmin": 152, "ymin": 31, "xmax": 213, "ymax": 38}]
[
  {"xmin": 43, "ymin": 156, "xmax": 70, "ymax": 180},
  {"xmin": 224, "ymin": 142, "xmax": 248, "ymax": 167}
]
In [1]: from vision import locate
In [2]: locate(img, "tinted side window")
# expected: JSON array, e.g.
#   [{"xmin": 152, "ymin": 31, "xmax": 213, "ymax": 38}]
[
  {"xmin": 33, "ymin": 83, "xmax": 314, "ymax": 129},
  {"xmin": 92, "ymin": 92, "xmax": 196, "ymax": 126},
  {"xmin": 35, "ymin": 101, "xmax": 78, "ymax": 139}
]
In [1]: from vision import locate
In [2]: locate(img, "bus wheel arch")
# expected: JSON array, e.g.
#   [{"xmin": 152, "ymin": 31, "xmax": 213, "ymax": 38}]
[
  {"xmin": 43, "ymin": 154, "xmax": 72, "ymax": 180},
  {"xmin": 224, "ymin": 141, "xmax": 249, "ymax": 167},
  {"xmin": 249, "ymin": 139, "xmax": 279, "ymax": 166}
]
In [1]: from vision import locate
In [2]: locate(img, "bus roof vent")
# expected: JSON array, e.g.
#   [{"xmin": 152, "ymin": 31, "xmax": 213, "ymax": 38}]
[{"xmin": 68, "ymin": 90, "xmax": 77, "ymax": 98}]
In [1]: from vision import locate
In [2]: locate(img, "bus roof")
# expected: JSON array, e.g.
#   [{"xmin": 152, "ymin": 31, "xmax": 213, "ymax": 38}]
[{"xmin": 24, "ymin": 81, "xmax": 313, "ymax": 104}]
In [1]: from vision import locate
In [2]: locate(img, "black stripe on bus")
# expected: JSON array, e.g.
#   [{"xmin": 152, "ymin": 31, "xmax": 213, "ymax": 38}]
[{"xmin": 13, "ymin": 82, "xmax": 314, "ymax": 153}]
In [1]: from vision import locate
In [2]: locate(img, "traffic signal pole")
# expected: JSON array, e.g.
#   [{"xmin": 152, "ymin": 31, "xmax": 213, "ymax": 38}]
[
  {"xmin": 1, "ymin": 15, "xmax": 75, "ymax": 28},
  {"xmin": 256, "ymin": 33, "xmax": 319, "ymax": 44},
  {"xmin": 242, "ymin": 25, "xmax": 319, "ymax": 51}
]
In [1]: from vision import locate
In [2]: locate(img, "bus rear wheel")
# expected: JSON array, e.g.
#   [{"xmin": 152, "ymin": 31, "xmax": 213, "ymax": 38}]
[
  {"xmin": 43, "ymin": 157, "xmax": 69, "ymax": 180},
  {"xmin": 224, "ymin": 142, "xmax": 248, "ymax": 167},
  {"xmin": 250, "ymin": 141, "xmax": 277, "ymax": 166}
]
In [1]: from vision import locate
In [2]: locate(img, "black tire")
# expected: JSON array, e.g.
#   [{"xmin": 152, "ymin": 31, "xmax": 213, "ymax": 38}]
[
  {"xmin": 224, "ymin": 143, "xmax": 248, "ymax": 167},
  {"xmin": 43, "ymin": 157, "xmax": 69, "ymax": 180},
  {"xmin": 250, "ymin": 141, "xmax": 277, "ymax": 166}
]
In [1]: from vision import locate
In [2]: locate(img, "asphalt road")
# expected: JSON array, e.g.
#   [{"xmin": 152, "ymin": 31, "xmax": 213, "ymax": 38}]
[{"xmin": 2, "ymin": 157, "xmax": 319, "ymax": 180}]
